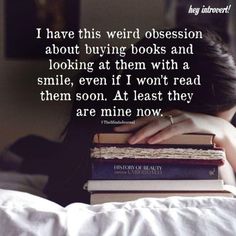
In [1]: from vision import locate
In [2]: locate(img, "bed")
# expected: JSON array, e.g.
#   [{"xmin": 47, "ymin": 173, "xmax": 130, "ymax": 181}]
[
  {"xmin": 0, "ymin": 188, "xmax": 236, "ymax": 236},
  {"xmin": 0, "ymin": 150, "xmax": 236, "ymax": 236}
]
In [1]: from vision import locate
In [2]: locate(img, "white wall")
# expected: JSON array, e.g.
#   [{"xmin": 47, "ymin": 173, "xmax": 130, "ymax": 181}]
[{"xmin": 0, "ymin": 0, "xmax": 166, "ymax": 150}]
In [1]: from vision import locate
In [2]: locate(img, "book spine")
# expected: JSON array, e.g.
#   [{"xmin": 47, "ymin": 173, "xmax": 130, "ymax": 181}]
[
  {"xmin": 91, "ymin": 161, "xmax": 218, "ymax": 180},
  {"xmin": 92, "ymin": 144, "xmax": 214, "ymax": 148}
]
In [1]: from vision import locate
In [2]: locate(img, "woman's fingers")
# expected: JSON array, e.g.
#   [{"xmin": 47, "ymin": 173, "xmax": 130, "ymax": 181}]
[
  {"xmin": 147, "ymin": 118, "xmax": 196, "ymax": 144},
  {"xmin": 114, "ymin": 110, "xmax": 183, "ymax": 132},
  {"xmin": 127, "ymin": 114, "xmax": 186, "ymax": 144},
  {"xmin": 114, "ymin": 110, "xmax": 205, "ymax": 145},
  {"xmin": 128, "ymin": 118, "xmax": 170, "ymax": 144}
]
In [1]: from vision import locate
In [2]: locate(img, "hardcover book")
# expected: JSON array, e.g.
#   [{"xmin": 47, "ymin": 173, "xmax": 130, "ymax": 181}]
[
  {"xmin": 91, "ymin": 161, "xmax": 218, "ymax": 180},
  {"xmin": 91, "ymin": 146, "xmax": 225, "ymax": 165},
  {"xmin": 91, "ymin": 132, "xmax": 225, "ymax": 165},
  {"xmin": 86, "ymin": 179, "xmax": 224, "ymax": 192},
  {"xmin": 93, "ymin": 133, "xmax": 215, "ymax": 145}
]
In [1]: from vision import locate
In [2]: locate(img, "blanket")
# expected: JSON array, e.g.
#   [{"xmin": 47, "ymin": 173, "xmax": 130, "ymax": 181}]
[{"xmin": 0, "ymin": 189, "xmax": 235, "ymax": 236}]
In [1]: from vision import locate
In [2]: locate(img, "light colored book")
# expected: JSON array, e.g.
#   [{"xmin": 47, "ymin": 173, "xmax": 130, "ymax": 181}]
[
  {"xmin": 91, "ymin": 146, "xmax": 225, "ymax": 164},
  {"xmin": 86, "ymin": 179, "xmax": 224, "ymax": 192}
]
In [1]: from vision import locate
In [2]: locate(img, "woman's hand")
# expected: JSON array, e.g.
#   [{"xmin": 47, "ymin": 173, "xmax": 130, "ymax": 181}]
[{"xmin": 114, "ymin": 109, "xmax": 231, "ymax": 145}]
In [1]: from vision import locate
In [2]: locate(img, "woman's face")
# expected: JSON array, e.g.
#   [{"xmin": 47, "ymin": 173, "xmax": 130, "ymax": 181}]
[{"xmin": 216, "ymin": 106, "xmax": 236, "ymax": 122}]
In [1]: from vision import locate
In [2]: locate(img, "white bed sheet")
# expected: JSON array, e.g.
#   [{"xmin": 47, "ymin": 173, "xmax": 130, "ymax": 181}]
[{"xmin": 0, "ymin": 189, "xmax": 236, "ymax": 236}]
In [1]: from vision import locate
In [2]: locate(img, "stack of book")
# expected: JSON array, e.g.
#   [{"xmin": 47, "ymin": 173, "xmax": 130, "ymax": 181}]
[{"xmin": 85, "ymin": 133, "xmax": 233, "ymax": 204}]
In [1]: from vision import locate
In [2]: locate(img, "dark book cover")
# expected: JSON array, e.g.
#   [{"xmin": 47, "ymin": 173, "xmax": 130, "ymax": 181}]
[{"xmin": 91, "ymin": 160, "xmax": 218, "ymax": 180}]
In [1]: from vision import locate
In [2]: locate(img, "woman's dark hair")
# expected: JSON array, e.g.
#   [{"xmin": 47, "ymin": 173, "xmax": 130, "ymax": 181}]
[
  {"xmin": 182, "ymin": 26, "xmax": 236, "ymax": 114},
  {"xmin": 128, "ymin": 25, "xmax": 236, "ymax": 115}
]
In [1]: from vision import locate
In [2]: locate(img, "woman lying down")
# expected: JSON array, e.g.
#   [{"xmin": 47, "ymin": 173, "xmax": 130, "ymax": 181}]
[{"xmin": 0, "ymin": 26, "xmax": 236, "ymax": 205}]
